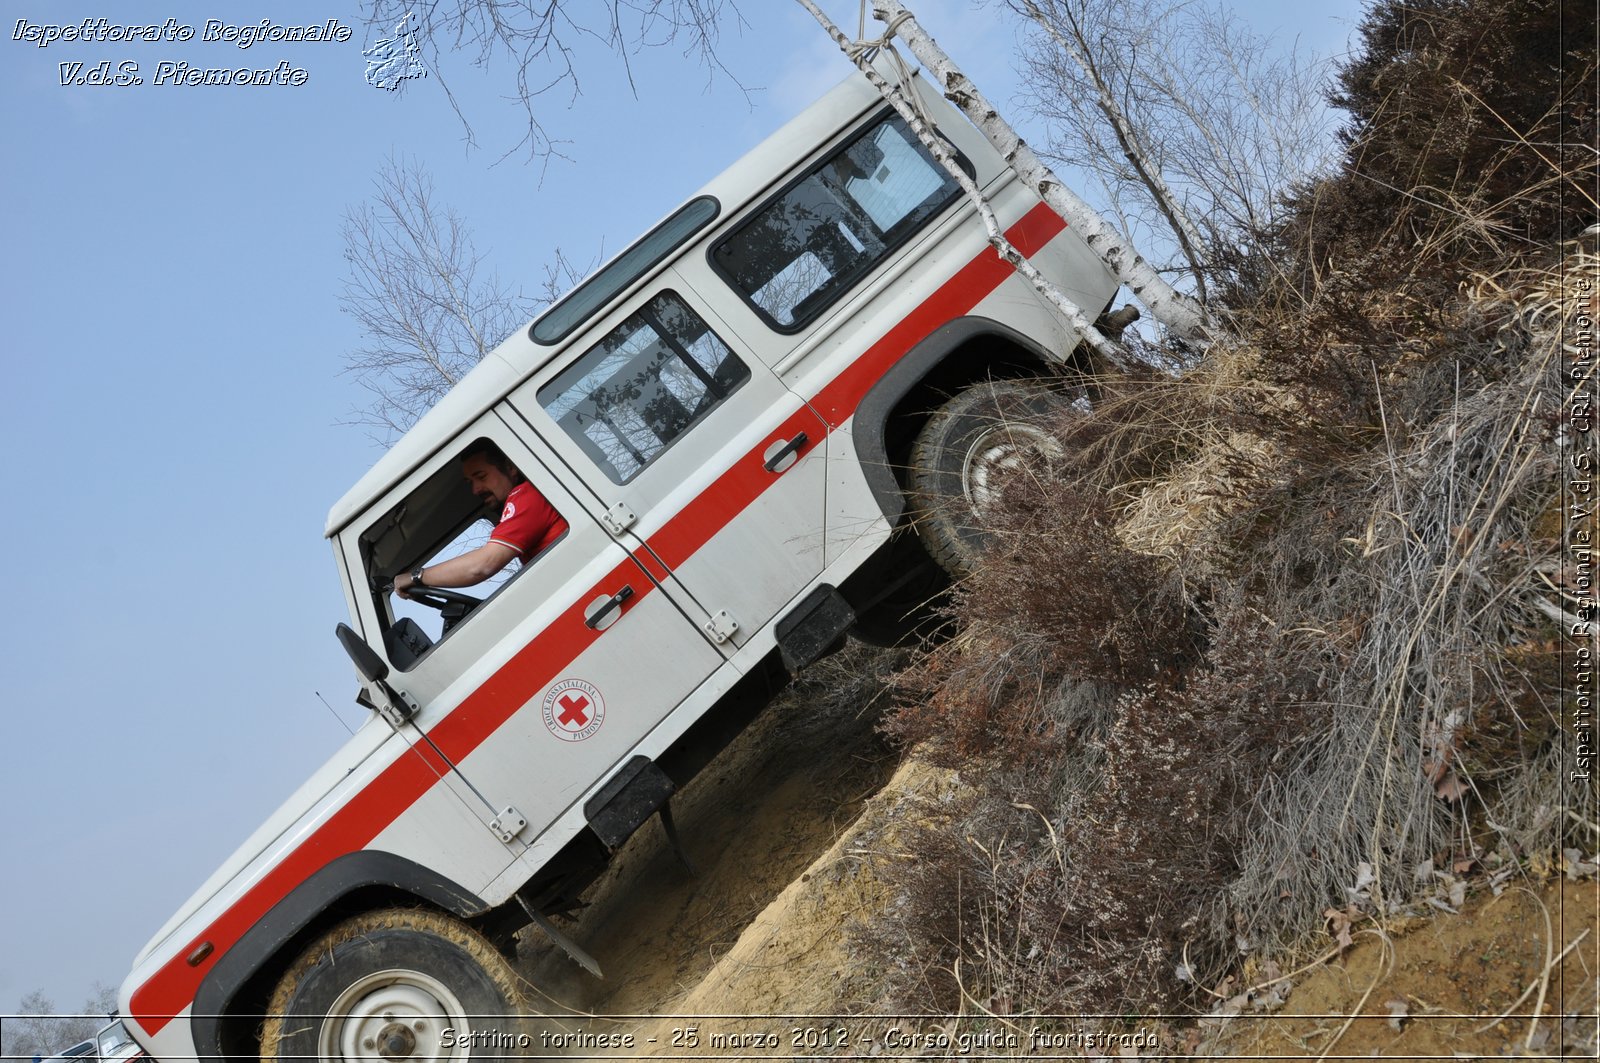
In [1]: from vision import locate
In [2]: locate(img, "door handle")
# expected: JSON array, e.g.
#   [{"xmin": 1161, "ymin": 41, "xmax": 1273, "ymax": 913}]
[
  {"xmin": 762, "ymin": 431, "xmax": 809, "ymax": 473},
  {"xmin": 584, "ymin": 585, "xmax": 635, "ymax": 630}
]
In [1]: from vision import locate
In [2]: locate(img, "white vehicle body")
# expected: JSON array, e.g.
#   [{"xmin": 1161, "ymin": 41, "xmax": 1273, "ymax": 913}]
[{"xmin": 119, "ymin": 64, "xmax": 1118, "ymax": 1061}]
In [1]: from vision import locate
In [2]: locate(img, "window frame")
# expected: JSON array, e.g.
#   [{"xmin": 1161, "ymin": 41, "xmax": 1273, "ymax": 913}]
[
  {"xmin": 707, "ymin": 108, "xmax": 965, "ymax": 335},
  {"xmin": 355, "ymin": 433, "xmax": 569, "ymax": 672},
  {"xmin": 535, "ymin": 288, "xmax": 752, "ymax": 486}
]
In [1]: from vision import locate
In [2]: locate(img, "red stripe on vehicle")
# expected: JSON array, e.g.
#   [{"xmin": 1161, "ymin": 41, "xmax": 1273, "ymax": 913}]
[
  {"xmin": 130, "ymin": 555, "xmax": 651, "ymax": 1030},
  {"xmin": 630, "ymin": 545, "xmax": 670, "ymax": 584},
  {"xmin": 643, "ymin": 403, "xmax": 825, "ymax": 570},
  {"xmin": 130, "ymin": 201, "xmax": 1067, "ymax": 1036},
  {"xmin": 642, "ymin": 203, "xmax": 1063, "ymax": 570},
  {"xmin": 813, "ymin": 202, "xmax": 1065, "ymax": 426}
]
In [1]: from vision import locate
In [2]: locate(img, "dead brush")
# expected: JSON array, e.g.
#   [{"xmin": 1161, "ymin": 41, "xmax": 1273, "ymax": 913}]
[
  {"xmin": 884, "ymin": 452, "xmax": 1199, "ymax": 761},
  {"xmin": 867, "ymin": 594, "xmax": 1321, "ymax": 1017},
  {"xmin": 860, "ymin": 0, "xmax": 1595, "ymax": 1022},
  {"xmin": 866, "ymin": 245, "xmax": 1590, "ymax": 1023},
  {"xmin": 1228, "ymin": 244, "xmax": 1591, "ymax": 954},
  {"xmin": 1259, "ymin": 4, "xmax": 1596, "ymax": 346}
]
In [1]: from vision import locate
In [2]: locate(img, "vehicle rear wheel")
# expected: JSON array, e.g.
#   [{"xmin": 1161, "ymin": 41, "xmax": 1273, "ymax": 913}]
[
  {"xmin": 909, "ymin": 379, "xmax": 1078, "ymax": 579},
  {"xmin": 261, "ymin": 908, "xmax": 531, "ymax": 1062}
]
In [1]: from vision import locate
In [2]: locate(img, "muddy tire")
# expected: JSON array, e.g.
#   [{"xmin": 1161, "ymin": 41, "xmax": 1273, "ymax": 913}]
[
  {"xmin": 261, "ymin": 908, "xmax": 531, "ymax": 1062},
  {"xmin": 909, "ymin": 379, "xmax": 1076, "ymax": 579}
]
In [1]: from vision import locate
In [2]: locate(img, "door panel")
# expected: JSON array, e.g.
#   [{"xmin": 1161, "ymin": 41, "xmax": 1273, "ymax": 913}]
[
  {"xmin": 507, "ymin": 277, "xmax": 829, "ymax": 651},
  {"xmin": 344, "ymin": 414, "xmax": 725, "ymax": 867}
]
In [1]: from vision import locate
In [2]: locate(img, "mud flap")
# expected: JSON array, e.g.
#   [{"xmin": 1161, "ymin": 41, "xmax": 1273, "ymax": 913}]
[
  {"xmin": 585, "ymin": 756, "xmax": 676, "ymax": 849},
  {"xmin": 585, "ymin": 755, "xmax": 695, "ymax": 875},
  {"xmin": 775, "ymin": 584, "xmax": 855, "ymax": 672}
]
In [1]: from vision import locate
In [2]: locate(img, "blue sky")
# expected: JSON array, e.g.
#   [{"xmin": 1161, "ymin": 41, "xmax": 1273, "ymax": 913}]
[{"xmin": 0, "ymin": 0, "xmax": 1362, "ymax": 1026}]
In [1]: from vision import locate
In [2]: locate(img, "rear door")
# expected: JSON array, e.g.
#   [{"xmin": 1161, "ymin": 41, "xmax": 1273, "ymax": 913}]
[{"xmin": 506, "ymin": 278, "xmax": 830, "ymax": 653}]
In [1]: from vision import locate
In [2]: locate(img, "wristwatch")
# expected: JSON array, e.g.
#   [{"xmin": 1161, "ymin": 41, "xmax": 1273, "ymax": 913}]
[{"xmin": 410, "ymin": 566, "xmax": 426, "ymax": 587}]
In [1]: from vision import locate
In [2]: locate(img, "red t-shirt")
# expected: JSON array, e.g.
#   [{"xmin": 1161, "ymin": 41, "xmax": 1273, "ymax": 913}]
[{"xmin": 489, "ymin": 481, "xmax": 568, "ymax": 560}]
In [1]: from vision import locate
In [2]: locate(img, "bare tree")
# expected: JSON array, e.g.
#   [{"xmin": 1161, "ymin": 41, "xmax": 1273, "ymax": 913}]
[
  {"xmin": 863, "ymin": 0, "xmax": 1210, "ymax": 339},
  {"xmin": 1, "ymin": 985, "xmax": 117, "ymax": 1061},
  {"xmin": 2, "ymin": 990, "xmax": 59, "ymax": 1062},
  {"xmin": 362, "ymin": 1, "xmax": 744, "ymax": 160},
  {"xmin": 351, "ymin": 0, "xmax": 1248, "ymax": 381},
  {"xmin": 1011, "ymin": 0, "xmax": 1337, "ymax": 300},
  {"xmin": 796, "ymin": 0, "xmax": 1139, "ymax": 369},
  {"xmin": 339, "ymin": 158, "xmax": 592, "ymax": 440}
]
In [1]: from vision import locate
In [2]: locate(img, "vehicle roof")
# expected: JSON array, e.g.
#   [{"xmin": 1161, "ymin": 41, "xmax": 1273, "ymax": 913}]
[{"xmin": 324, "ymin": 68, "xmax": 887, "ymax": 538}]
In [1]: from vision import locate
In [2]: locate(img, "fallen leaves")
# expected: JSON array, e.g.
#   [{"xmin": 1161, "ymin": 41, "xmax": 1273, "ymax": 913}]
[{"xmin": 1323, "ymin": 903, "xmax": 1362, "ymax": 951}]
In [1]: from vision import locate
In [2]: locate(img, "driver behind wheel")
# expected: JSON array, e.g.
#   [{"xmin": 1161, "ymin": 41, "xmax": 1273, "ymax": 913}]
[{"xmin": 394, "ymin": 440, "xmax": 568, "ymax": 599}]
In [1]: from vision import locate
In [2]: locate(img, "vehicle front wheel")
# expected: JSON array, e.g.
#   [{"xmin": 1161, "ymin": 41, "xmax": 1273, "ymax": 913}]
[
  {"xmin": 261, "ymin": 908, "xmax": 532, "ymax": 1062},
  {"xmin": 909, "ymin": 379, "xmax": 1079, "ymax": 579}
]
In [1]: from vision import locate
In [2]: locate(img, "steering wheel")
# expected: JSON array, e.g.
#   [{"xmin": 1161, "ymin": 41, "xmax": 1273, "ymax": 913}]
[{"xmin": 390, "ymin": 583, "xmax": 483, "ymax": 612}]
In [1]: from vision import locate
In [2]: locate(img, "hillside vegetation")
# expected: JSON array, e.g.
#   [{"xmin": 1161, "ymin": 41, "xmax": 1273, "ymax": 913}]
[{"xmin": 853, "ymin": 0, "xmax": 1597, "ymax": 1044}]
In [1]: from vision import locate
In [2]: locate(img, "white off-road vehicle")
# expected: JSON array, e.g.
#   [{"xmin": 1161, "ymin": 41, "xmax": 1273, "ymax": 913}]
[{"xmin": 118, "ymin": 64, "xmax": 1119, "ymax": 1061}]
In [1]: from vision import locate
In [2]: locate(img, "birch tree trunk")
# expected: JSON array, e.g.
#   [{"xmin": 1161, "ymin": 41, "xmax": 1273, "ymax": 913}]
[
  {"xmin": 1014, "ymin": 0, "xmax": 1211, "ymax": 305},
  {"xmin": 872, "ymin": 0, "xmax": 1211, "ymax": 340},
  {"xmin": 795, "ymin": 0, "xmax": 1138, "ymax": 371}
]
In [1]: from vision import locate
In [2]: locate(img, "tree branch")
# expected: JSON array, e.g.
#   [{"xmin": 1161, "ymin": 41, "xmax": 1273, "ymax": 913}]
[{"xmin": 869, "ymin": 0, "xmax": 1211, "ymax": 340}]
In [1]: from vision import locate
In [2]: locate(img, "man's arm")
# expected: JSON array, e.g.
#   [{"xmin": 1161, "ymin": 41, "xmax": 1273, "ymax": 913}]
[{"xmin": 394, "ymin": 541, "xmax": 519, "ymax": 597}]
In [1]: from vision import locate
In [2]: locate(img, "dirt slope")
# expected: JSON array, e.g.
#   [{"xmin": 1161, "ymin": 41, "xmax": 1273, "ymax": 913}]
[
  {"xmin": 1198, "ymin": 878, "xmax": 1598, "ymax": 1059},
  {"xmin": 506, "ymin": 645, "xmax": 1597, "ymax": 1060},
  {"xmin": 616, "ymin": 757, "xmax": 962, "ymax": 1057},
  {"xmin": 509, "ymin": 647, "xmax": 907, "ymax": 1047}
]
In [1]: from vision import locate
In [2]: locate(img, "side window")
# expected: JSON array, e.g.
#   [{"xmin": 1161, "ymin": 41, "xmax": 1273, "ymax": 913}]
[
  {"xmin": 538, "ymin": 290, "xmax": 750, "ymax": 484},
  {"xmin": 711, "ymin": 113, "xmax": 960, "ymax": 331},
  {"xmin": 357, "ymin": 437, "xmax": 568, "ymax": 669}
]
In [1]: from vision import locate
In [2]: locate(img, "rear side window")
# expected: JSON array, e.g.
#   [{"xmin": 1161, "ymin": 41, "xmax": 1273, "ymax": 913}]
[
  {"xmin": 711, "ymin": 113, "xmax": 959, "ymax": 331},
  {"xmin": 538, "ymin": 290, "xmax": 750, "ymax": 483}
]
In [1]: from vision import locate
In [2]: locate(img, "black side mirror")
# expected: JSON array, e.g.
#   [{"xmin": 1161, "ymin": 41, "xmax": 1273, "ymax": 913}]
[{"xmin": 336, "ymin": 623, "xmax": 389, "ymax": 685}]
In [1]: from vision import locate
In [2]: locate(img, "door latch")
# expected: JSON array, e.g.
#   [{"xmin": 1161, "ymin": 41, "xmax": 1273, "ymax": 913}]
[
  {"xmin": 762, "ymin": 432, "xmax": 809, "ymax": 473},
  {"xmin": 585, "ymin": 585, "xmax": 635, "ymax": 630}
]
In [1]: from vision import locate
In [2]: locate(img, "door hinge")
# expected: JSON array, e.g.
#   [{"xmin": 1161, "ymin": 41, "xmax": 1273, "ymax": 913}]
[
  {"xmin": 490, "ymin": 806, "xmax": 528, "ymax": 844},
  {"xmin": 703, "ymin": 609, "xmax": 740, "ymax": 644},
  {"xmin": 601, "ymin": 502, "xmax": 637, "ymax": 534},
  {"xmin": 371, "ymin": 683, "xmax": 420, "ymax": 728}
]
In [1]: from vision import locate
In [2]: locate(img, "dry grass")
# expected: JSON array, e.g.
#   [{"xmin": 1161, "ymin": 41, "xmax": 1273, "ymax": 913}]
[
  {"xmin": 1229, "ymin": 245, "xmax": 1590, "ymax": 954},
  {"xmin": 850, "ymin": 0, "xmax": 1596, "ymax": 1030},
  {"xmin": 862, "ymin": 231, "xmax": 1593, "ymax": 1029}
]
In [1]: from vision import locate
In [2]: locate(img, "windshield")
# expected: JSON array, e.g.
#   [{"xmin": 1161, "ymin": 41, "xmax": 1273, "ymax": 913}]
[{"xmin": 98, "ymin": 1023, "xmax": 135, "ymax": 1056}]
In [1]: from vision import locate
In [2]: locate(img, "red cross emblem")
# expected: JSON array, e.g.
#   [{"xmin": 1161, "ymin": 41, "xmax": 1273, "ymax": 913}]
[
  {"xmin": 542, "ymin": 679, "xmax": 605, "ymax": 741},
  {"xmin": 557, "ymin": 693, "xmax": 590, "ymax": 727}
]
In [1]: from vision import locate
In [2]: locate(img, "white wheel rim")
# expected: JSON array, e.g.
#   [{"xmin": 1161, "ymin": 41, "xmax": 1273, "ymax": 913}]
[
  {"xmin": 961, "ymin": 422, "xmax": 1065, "ymax": 516},
  {"xmin": 319, "ymin": 970, "xmax": 470, "ymax": 1062}
]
